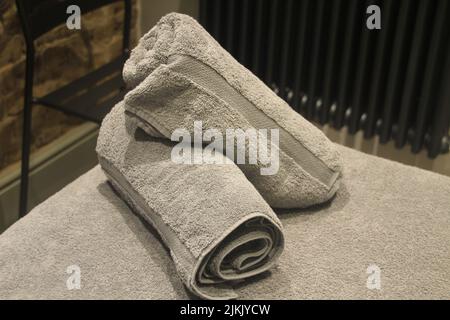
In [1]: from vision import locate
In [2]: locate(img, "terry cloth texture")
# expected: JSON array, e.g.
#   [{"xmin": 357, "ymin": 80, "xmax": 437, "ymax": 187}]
[
  {"xmin": 95, "ymin": 103, "xmax": 284, "ymax": 300},
  {"xmin": 123, "ymin": 13, "xmax": 343, "ymax": 209},
  {"xmin": 1, "ymin": 146, "xmax": 449, "ymax": 299}
]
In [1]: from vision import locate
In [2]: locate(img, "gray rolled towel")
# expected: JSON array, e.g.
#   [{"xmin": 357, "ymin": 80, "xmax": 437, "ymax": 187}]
[
  {"xmin": 122, "ymin": 13, "xmax": 343, "ymax": 208},
  {"xmin": 96, "ymin": 103, "xmax": 284, "ymax": 300}
]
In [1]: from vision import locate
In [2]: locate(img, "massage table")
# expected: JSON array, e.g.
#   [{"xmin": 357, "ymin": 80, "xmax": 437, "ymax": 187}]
[{"xmin": 0, "ymin": 145, "xmax": 449, "ymax": 299}]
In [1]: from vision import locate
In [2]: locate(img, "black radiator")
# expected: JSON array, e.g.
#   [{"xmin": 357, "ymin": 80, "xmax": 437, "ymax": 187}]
[{"xmin": 199, "ymin": 0, "xmax": 450, "ymax": 158}]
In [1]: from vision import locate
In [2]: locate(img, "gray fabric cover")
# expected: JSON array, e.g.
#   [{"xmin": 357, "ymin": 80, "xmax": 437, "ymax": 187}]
[
  {"xmin": 123, "ymin": 13, "xmax": 343, "ymax": 209},
  {"xmin": 1, "ymin": 145, "xmax": 449, "ymax": 299},
  {"xmin": 95, "ymin": 102, "xmax": 284, "ymax": 299}
]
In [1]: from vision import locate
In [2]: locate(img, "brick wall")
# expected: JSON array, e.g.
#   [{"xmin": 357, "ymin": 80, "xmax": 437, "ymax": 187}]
[{"xmin": 0, "ymin": 0, "xmax": 138, "ymax": 171}]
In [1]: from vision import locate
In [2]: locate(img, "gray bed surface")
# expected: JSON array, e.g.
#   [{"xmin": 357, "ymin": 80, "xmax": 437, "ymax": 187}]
[{"xmin": 0, "ymin": 145, "xmax": 449, "ymax": 299}]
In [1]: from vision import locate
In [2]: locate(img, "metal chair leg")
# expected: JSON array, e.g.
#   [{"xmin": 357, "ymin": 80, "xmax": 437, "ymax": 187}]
[
  {"xmin": 19, "ymin": 100, "xmax": 32, "ymax": 218},
  {"xmin": 19, "ymin": 45, "xmax": 34, "ymax": 218}
]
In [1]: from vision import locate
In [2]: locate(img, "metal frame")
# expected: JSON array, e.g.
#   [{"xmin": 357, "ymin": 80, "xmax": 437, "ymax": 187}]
[{"xmin": 15, "ymin": 0, "xmax": 132, "ymax": 217}]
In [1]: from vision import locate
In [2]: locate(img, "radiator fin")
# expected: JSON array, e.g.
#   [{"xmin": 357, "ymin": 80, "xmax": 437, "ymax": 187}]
[{"xmin": 200, "ymin": 0, "xmax": 450, "ymax": 157}]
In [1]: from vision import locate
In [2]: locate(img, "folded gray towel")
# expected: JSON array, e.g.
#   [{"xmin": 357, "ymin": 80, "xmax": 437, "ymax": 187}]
[
  {"xmin": 122, "ymin": 13, "xmax": 343, "ymax": 208},
  {"xmin": 96, "ymin": 103, "xmax": 284, "ymax": 299}
]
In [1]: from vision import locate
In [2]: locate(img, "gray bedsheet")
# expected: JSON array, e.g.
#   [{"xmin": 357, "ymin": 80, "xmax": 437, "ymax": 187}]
[{"xmin": 0, "ymin": 145, "xmax": 449, "ymax": 299}]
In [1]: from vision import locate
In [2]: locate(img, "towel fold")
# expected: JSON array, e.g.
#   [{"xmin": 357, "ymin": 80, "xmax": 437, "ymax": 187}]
[
  {"xmin": 122, "ymin": 13, "xmax": 343, "ymax": 208},
  {"xmin": 96, "ymin": 103, "xmax": 284, "ymax": 299}
]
